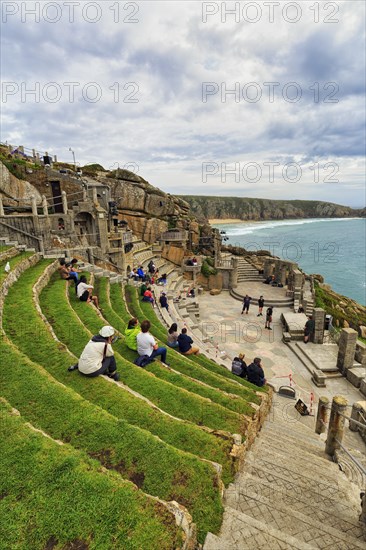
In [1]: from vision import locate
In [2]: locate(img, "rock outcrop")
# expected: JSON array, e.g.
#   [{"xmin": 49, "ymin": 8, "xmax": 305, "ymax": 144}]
[
  {"xmin": 179, "ymin": 196, "xmax": 364, "ymax": 222},
  {"xmin": 0, "ymin": 162, "xmax": 42, "ymax": 205}
]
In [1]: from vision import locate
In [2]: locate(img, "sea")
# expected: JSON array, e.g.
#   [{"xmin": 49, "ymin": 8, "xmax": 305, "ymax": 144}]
[{"xmin": 212, "ymin": 218, "xmax": 366, "ymax": 306}]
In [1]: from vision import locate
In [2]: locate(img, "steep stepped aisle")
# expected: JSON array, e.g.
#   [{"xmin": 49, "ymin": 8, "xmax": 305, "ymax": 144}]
[
  {"xmin": 204, "ymin": 395, "xmax": 365, "ymax": 549},
  {"xmin": 1, "ymin": 266, "xmax": 226, "ymax": 542},
  {"xmin": 35, "ymin": 270, "xmax": 240, "ymax": 485},
  {"xmin": 0, "ymin": 399, "xmax": 184, "ymax": 550},
  {"xmin": 237, "ymin": 258, "xmax": 263, "ymax": 282}
]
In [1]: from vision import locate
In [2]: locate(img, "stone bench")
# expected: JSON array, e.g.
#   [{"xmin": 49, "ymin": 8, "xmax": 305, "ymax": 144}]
[
  {"xmin": 311, "ymin": 369, "xmax": 326, "ymax": 387},
  {"xmin": 346, "ymin": 367, "xmax": 366, "ymax": 389},
  {"xmin": 282, "ymin": 332, "xmax": 291, "ymax": 343}
]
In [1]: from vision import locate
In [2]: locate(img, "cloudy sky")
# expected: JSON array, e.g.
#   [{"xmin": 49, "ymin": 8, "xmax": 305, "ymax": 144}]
[{"xmin": 1, "ymin": 0, "xmax": 365, "ymax": 206}]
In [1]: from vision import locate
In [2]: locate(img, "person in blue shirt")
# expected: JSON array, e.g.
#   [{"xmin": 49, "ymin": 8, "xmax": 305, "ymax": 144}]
[{"xmin": 137, "ymin": 266, "xmax": 145, "ymax": 280}]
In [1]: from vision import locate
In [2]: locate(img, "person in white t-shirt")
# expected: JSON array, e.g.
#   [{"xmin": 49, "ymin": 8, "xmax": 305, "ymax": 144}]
[
  {"xmin": 77, "ymin": 276, "xmax": 100, "ymax": 309},
  {"xmin": 68, "ymin": 325, "xmax": 119, "ymax": 380},
  {"xmin": 136, "ymin": 320, "xmax": 168, "ymax": 364}
]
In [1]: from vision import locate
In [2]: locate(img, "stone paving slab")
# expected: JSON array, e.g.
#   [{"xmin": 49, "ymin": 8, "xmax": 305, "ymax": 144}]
[
  {"xmin": 282, "ymin": 311, "xmax": 308, "ymax": 332},
  {"xmin": 236, "ymin": 281, "xmax": 289, "ymax": 302}
]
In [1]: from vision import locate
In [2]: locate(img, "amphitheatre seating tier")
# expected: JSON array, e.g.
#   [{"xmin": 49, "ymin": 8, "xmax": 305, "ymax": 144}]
[
  {"xmin": 126, "ymin": 284, "xmax": 268, "ymax": 394},
  {"xmin": 1, "ymin": 259, "xmax": 227, "ymax": 542},
  {"xmin": 65, "ymin": 281, "xmax": 247, "ymax": 436},
  {"xmin": 0, "ymin": 399, "xmax": 183, "ymax": 550},
  {"xmin": 125, "ymin": 285, "xmax": 264, "ymax": 403}
]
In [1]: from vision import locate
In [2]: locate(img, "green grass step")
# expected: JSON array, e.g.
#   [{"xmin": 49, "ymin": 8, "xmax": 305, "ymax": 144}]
[
  {"xmin": 0, "ymin": 399, "xmax": 183, "ymax": 550},
  {"xmin": 125, "ymin": 285, "xmax": 266, "ymax": 401},
  {"xmin": 38, "ymin": 271, "xmax": 236, "ymax": 483},
  {"xmin": 94, "ymin": 279, "xmax": 256, "ymax": 418},
  {"xmin": 63, "ymin": 279, "xmax": 245, "ymax": 436},
  {"xmin": 0, "ymin": 336, "xmax": 222, "ymax": 543},
  {"xmin": 0, "ymin": 250, "xmax": 35, "ymax": 286}
]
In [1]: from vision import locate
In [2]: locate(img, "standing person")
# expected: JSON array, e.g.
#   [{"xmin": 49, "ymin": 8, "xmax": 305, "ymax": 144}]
[
  {"xmin": 247, "ymin": 357, "xmax": 266, "ymax": 387},
  {"xmin": 304, "ymin": 315, "xmax": 315, "ymax": 343},
  {"xmin": 77, "ymin": 276, "xmax": 100, "ymax": 309},
  {"xmin": 241, "ymin": 295, "xmax": 252, "ymax": 315},
  {"xmin": 125, "ymin": 318, "xmax": 140, "ymax": 351},
  {"xmin": 68, "ymin": 325, "xmax": 120, "ymax": 381},
  {"xmin": 167, "ymin": 323, "xmax": 179, "ymax": 348},
  {"xmin": 137, "ymin": 320, "xmax": 169, "ymax": 364},
  {"xmin": 265, "ymin": 306, "xmax": 273, "ymax": 330},
  {"xmin": 177, "ymin": 328, "xmax": 200, "ymax": 356},
  {"xmin": 159, "ymin": 292, "xmax": 169, "ymax": 312},
  {"xmin": 257, "ymin": 296, "xmax": 264, "ymax": 317}
]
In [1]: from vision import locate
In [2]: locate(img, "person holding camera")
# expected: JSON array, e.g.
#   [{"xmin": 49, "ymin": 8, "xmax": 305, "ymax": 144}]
[{"xmin": 68, "ymin": 326, "xmax": 120, "ymax": 381}]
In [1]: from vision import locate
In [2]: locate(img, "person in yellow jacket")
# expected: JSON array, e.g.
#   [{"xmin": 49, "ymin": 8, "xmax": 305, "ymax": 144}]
[{"xmin": 125, "ymin": 318, "xmax": 140, "ymax": 350}]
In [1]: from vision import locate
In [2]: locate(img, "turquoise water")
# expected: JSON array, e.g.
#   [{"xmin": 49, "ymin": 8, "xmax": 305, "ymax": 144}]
[{"xmin": 213, "ymin": 218, "xmax": 366, "ymax": 305}]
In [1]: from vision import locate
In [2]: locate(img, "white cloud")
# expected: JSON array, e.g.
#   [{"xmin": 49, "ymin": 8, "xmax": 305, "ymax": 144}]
[{"xmin": 1, "ymin": 0, "xmax": 365, "ymax": 206}]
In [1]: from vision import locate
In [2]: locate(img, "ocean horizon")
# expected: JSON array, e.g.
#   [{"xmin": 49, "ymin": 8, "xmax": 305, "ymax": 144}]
[{"xmin": 212, "ymin": 218, "xmax": 366, "ymax": 306}]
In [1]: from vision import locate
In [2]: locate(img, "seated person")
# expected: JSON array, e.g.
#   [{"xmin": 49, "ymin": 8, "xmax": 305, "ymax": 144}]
[
  {"xmin": 177, "ymin": 328, "xmax": 199, "ymax": 355},
  {"xmin": 159, "ymin": 292, "xmax": 169, "ymax": 311},
  {"xmin": 77, "ymin": 276, "xmax": 100, "ymax": 309},
  {"xmin": 157, "ymin": 273, "xmax": 167, "ymax": 285},
  {"xmin": 231, "ymin": 353, "xmax": 247, "ymax": 378},
  {"xmin": 148, "ymin": 260, "xmax": 156, "ymax": 274},
  {"xmin": 167, "ymin": 323, "xmax": 179, "ymax": 348},
  {"xmin": 142, "ymin": 287, "xmax": 154, "ymax": 305},
  {"xmin": 125, "ymin": 318, "xmax": 140, "ymax": 351},
  {"xmin": 186, "ymin": 259, "xmax": 194, "ymax": 266},
  {"xmin": 247, "ymin": 357, "xmax": 266, "ymax": 387},
  {"xmin": 192, "ymin": 257, "xmax": 198, "ymax": 266},
  {"xmin": 187, "ymin": 287, "xmax": 195, "ymax": 298},
  {"xmin": 137, "ymin": 266, "xmax": 145, "ymax": 280},
  {"xmin": 68, "ymin": 325, "xmax": 119, "ymax": 381},
  {"xmin": 58, "ymin": 258, "xmax": 70, "ymax": 280},
  {"xmin": 129, "ymin": 268, "xmax": 139, "ymax": 281},
  {"xmin": 140, "ymin": 282, "xmax": 147, "ymax": 296},
  {"xmin": 137, "ymin": 320, "xmax": 168, "ymax": 364}
]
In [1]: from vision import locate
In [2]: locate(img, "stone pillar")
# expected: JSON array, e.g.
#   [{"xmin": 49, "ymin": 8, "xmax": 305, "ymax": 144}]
[
  {"xmin": 54, "ymin": 155, "xmax": 57, "ymax": 162},
  {"xmin": 313, "ymin": 307, "xmax": 325, "ymax": 344},
  {"xmin": 280, "ymin": 265, "xmax": 287, "ymax": 286},
  {"xmin": 263, "ymin": 259, "xmax": 273, "ymax": 279},
  {"xmin": 42, "ymin": 195, "xmax": 49, "ymax": 216},
  {"xmin": 230, "ymin": 257, "xmax": 239, "ymax": 289},
  {"xmin": 0, "ymin": 196, "xmax": 4, "ymax": 217},
  {"xmin": 32, "ymin": 148, "xmax": 36, "ymax": 158},
  {"xmin": 349, "ymin": 402, "xmax": 363, "ymax": 432},
  {"xmin": 31, "ymin": 195, "xmax": 38, "ymax": 216},
  {"xmin": 61, "ymin": 191, "xmax": 68, "ymax": 215},
  {"xmin": 92, "ymin": 187, "xmax": 98, "ymax": 205},
  {"xmin": 336, "ymin": 328, "xmax": 358, "ymax": 375},
  {"xmin": 274, "ymin": 259, "xmax": 281, "ymax": 282},
  {"xmin": 83, "ymin": 187, "xmax": 87, "ymax": 201},
  {"xmin": 325, "ymin": 396, "xmax": 348, "ymax": 455},
  {"xmin": 315, "ymin": 396, "xmax": 330, "ymax": 434}
]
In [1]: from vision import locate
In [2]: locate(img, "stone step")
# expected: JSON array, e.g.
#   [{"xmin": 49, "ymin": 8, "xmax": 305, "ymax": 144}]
[
  {"xmin": 204, "ymin": 506, "xmax": 314, "ymax": 550},
  {"xmin": 228, "ymin": 472, "xmax": 363, "ymax": 537},
  {"xmin": 251, "ymin": 438, "xmax": 339, "ymax": 478},
  {"xmin": 260, "ymin": 425, "xmax": 326, "ymax": 455},
  {"xmin": 224, "ymin": 482, "xmax": 365, "ymax": 548},
  {"xmin": 243, "ymin": 457, "xmax": 358, "ymax": 506}
]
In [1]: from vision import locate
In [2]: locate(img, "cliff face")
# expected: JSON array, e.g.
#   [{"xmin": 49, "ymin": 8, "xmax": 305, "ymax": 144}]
[{"xmin": 179, "ymin": 196, "xmax": 364, "ymax": 222}]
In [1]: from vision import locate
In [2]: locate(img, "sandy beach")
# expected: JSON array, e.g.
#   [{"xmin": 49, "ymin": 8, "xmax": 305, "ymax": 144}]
[{"xmin": 209, "ymin": 218, "xmax": 249, "ymax": 224}]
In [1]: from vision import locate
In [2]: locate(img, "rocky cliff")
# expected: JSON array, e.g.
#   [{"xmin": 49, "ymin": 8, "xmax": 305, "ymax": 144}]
[{"xmin": 179, "ymin": 196, "xmax": 365, "ymax": 222}]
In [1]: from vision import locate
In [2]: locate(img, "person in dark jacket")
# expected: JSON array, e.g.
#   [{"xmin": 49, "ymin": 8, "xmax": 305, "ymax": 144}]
[
  {"xmin": 159, "ymin": 292, "xmax": 169, "ymax": 311},
  {"xmin": 231, "ymin": 352, "xmax": 247, "ymax": 378},
  {"xmin": 241, "ymin": 295, "xmax": 252, "ymax": 314},
  {"xmin": 247, "ymin": 357, "xmax": 266, "ymax": 387},
  {"xmin": 177, "ymin": 328, "xmax": 199, "ymax": 355},
  {"xmin": 257, "ymin": 296, "xmax": 264, "ymax": 316},
  {"xmin": 304, "ymin": 316, "xmax": 315, "ymax": 343}
]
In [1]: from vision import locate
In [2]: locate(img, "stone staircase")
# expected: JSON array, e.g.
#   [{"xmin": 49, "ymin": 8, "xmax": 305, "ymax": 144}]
[
  {"xmin": 237, "ymin": 257, "xmax": 263, "ymax": 282},
  {"xmin": 204, "ymin": 394, "xmax": 365, "ymax": 549}
]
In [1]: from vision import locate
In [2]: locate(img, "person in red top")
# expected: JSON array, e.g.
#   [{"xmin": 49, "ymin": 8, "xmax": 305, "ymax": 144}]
[{"xmin": 142, "ymin": 287, "xmax": 155, "ymax": 305}]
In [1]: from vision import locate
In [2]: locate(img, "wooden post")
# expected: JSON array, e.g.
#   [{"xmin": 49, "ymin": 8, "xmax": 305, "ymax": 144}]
[
  {"xmin": 61, "ymin": 191, "xmax": 68, "ymax": 215},
  {"xmin": 325, "ymin": 396, "xmax": 348, "ymax": 455},
  {"xmin": 315, "ymin": 396, "xmax": 330, "ymax": 434},
  {"xmin": 31, "ymin": 195, "xmax": 38, "ymax": 216},
  {"xmin": 42, "ymin": 195, "xmax": 49, "ymax": 217}
]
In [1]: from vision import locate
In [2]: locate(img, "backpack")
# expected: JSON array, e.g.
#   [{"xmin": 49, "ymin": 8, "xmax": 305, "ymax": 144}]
[
  {"xmin": 134, "ymin": 355, "xmax": 151, "ymax": 368},
  {"xmin": 231, "ymin": 359, "xmax": 243, "ymax": 377}
]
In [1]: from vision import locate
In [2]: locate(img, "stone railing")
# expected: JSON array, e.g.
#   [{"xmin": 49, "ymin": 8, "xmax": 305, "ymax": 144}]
[
  {"xmin": 160, "ymin": 230, "xmax": 188, "ymax": 241},
  {"xmin": 215, "ymin": 258, "xmax": 234, "ymax": 269}
]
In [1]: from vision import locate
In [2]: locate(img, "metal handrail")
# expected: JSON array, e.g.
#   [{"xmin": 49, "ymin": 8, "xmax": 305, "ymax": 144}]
[
  {"xmin": 335, "ymin": 438, "xmax": 366, "ymax": 476},
  {"xmin": 323, "ymin": 405, "xmax": 366, "ymax": 431}
]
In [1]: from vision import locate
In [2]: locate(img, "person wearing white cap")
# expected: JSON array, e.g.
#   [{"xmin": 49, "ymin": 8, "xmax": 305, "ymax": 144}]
[{"xmin": 68, "ymin": 326, "xmax": 120, "ymax": 380}]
